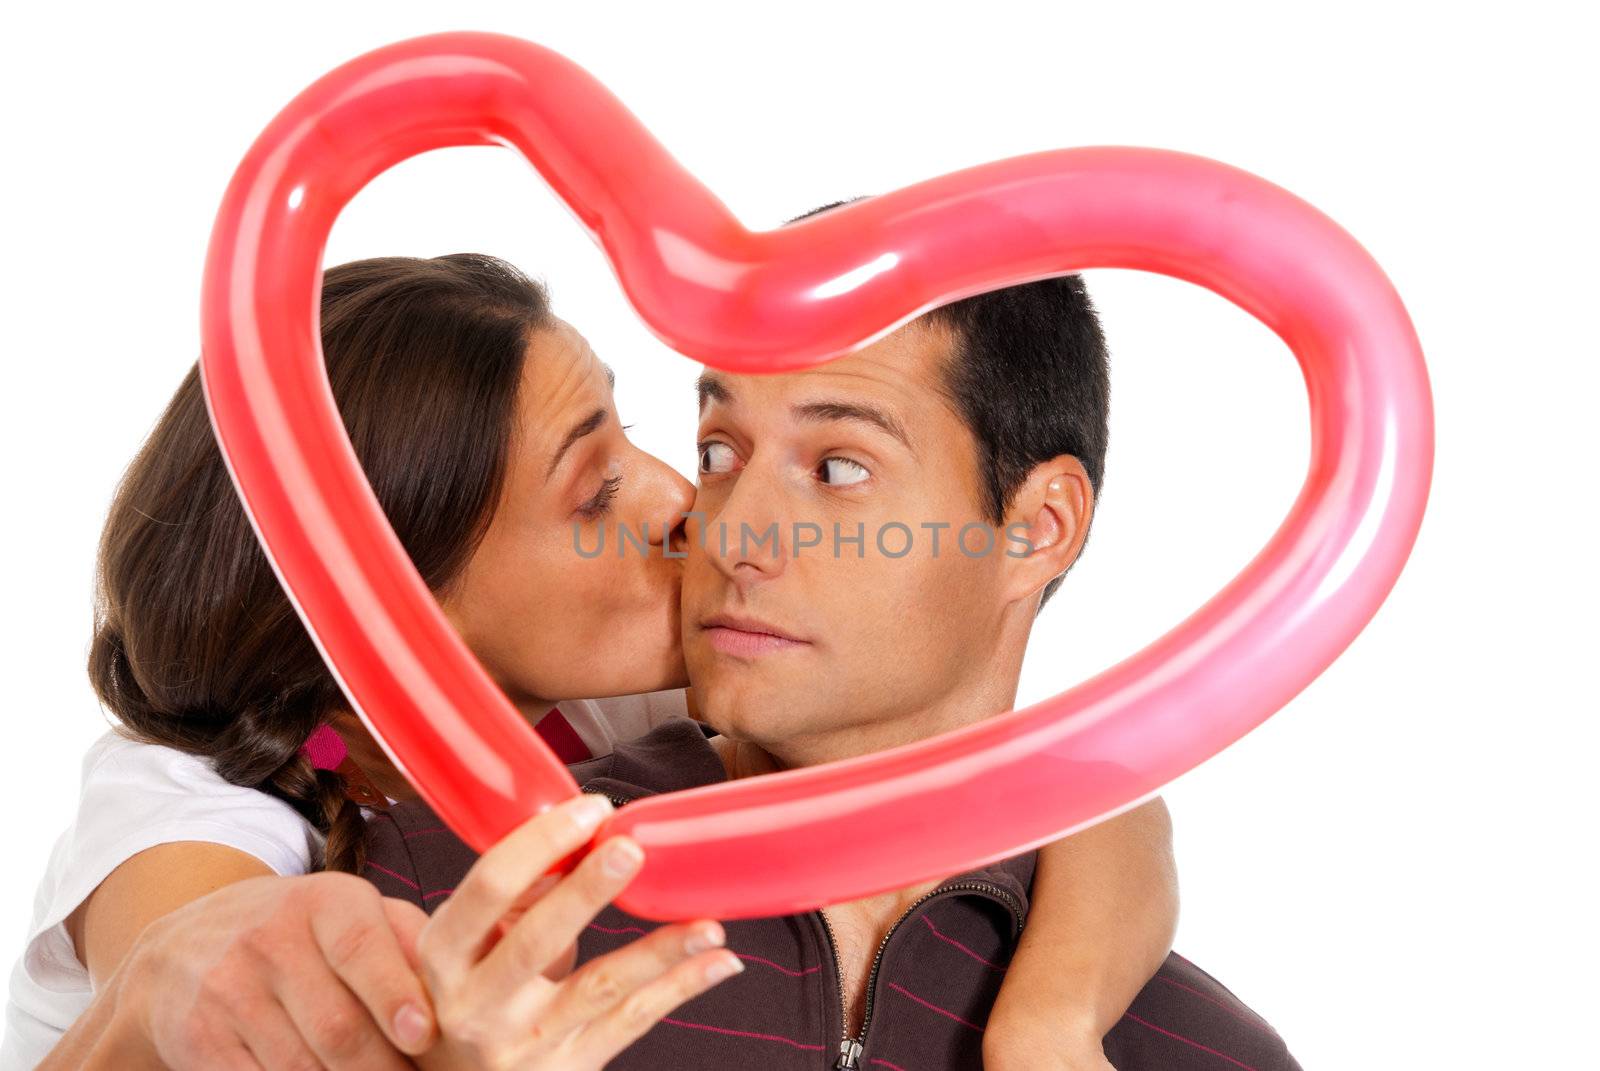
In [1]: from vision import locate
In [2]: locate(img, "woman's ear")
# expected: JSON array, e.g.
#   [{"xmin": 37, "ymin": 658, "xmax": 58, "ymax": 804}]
[{"xmin": 1000, "ymin": 454, "xmax": 1093, "ymax": 607}]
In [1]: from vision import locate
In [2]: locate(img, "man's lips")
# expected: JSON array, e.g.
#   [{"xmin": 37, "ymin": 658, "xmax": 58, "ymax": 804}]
[{"xmin": 700, "ymin": 612, "xmax": 811, "ymax": 657}]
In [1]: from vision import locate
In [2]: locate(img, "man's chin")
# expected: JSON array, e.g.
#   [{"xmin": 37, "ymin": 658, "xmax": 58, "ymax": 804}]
[{"xmin": 693, "ymin": 680, "xmax": 786, "ymax": 741}]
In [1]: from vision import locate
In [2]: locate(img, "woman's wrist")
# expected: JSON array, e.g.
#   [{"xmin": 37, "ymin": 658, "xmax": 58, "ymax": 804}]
[{"xmin": 982, "ymin": 1000, "xmax": 1111, "ymax": 1071}]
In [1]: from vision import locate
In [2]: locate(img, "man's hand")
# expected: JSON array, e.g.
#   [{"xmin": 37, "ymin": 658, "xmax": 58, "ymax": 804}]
[
  {"xmin": 413, "ymin": 793, "xmax": 744, "ymax": 1070},
  {"xmin": 42, "ymin": 795, "xmax": 743, "ymax": 1071},
  {"xmin": 48, "ymin": 870, "xmax": 438, "ymax": 1070}
]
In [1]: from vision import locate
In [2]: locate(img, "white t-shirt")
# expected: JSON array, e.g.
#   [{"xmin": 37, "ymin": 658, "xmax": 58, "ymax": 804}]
[
  {"xmin": 547, "ymin": 691, "xmax": 689, "ymax": 764},
  {"xmin": 0, "ymin": 690, "xmax": 687, "ymax": 1069}
]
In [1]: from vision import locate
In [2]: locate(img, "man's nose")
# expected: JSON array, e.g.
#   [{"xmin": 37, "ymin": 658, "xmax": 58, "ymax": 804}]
[{"xmin": 703, "ymin": 463, "xmax": 791, "ymax": 590}]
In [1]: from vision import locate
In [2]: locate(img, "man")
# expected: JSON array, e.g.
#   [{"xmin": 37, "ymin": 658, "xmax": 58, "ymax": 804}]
[{"xmin": 363, "ymin": 208, "xmax": 1301, "ymax": 1069}]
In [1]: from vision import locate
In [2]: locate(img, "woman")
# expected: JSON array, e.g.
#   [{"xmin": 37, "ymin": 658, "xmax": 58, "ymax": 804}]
[{"xmin": 3, "ymin": 253, "xmax": 1175, "ymax": 1069}]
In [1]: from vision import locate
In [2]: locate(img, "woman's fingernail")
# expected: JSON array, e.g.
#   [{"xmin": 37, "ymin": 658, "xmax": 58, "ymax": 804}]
[
  {"xmin": 569, "ymin": 794, "xmax": 613, "ymax": 832},
  {"xmin": 685, "ymin": 922, "xmax": 726, "ymax": 955},
  {"xmin": 602, "ymin": 838, "xmax": 645, "ymax": 878},
  {"xmin": 393, "ymin": 1003, "xmax": 431, "ymax": 1048},
  {"xmin": 705, "ymin": 953, "xmax": 744, "ymax": 983}
]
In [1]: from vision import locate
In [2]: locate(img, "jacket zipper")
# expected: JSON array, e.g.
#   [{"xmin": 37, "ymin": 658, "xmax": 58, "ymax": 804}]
[
  {"xmin": 821, "ymin": 880, "xmax": 1022, "ymax": 1070},
  {"xmin": 597, "ymin": 791, "xmax": 1024, "ymax": 1070}
]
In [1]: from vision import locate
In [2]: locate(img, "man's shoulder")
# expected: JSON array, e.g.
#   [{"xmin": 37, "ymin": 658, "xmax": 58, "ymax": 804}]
[
  {"xmin": 1105, "ymin": 951, "xmax": 1303, "ymax": 1070},
  {"xmin": 360, "ymin": 718, "xmax": 726, "ymax": 910},
  {"xmin": 573, "ymin": 717, "xmax": 727, "ymax": 799}
]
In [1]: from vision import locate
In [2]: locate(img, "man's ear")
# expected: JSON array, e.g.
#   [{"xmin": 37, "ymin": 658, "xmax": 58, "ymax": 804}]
[{"xmin": 999, "ymin": 454, "xmax": 1093, "ymax": 607}]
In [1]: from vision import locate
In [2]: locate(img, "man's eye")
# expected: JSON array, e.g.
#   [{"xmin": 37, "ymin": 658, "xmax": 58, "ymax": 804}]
[
  {"xmin": 817, "ymin": 457, "xmax": 870, "ymax": 486},
  {"xmin": 698, "ymin": 441, "xmax": 738, "ymax": 475}
]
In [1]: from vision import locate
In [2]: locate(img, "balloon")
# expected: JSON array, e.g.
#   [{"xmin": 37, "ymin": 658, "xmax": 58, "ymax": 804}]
[{"xmin": 200, "ymin": 31, "xmax": 1433, "ymax": 919}]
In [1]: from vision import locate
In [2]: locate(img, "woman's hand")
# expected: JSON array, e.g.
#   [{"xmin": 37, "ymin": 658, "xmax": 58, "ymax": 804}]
[
  {"xmin": 49, "ymin": 869, "xmax": 439, "ymax": 1070},
  {"xmin": 414, "ymin": 793, "xmax": 744, "ymax": 1071}
]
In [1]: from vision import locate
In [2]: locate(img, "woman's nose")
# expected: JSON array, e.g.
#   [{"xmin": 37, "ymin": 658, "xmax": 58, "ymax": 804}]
[{"xmin": 638, "ymin": 454, "xmax": 695, "ymax": 548}]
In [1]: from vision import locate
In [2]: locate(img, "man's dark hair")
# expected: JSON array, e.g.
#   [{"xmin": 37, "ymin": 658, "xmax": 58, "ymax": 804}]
[{"xmin": 786, "ymin": 199, "xmax": 1111, "ymax": 605}]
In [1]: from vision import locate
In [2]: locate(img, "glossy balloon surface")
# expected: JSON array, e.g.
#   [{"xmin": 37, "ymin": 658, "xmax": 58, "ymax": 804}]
[{"xmin": 200, "ymin": 31, "xmax": 1433, "ymax": 919}]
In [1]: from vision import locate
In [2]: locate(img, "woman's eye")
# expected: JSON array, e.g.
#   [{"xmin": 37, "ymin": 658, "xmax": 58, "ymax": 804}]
[
  {"xmin": 817, "ymin": 457, "xmax": 870, "ymax": 486},
  {"xmin": 699, "ymin": 441, "xmax": 738, "ymax": 475},
  {"xmin": 577, "ymin": 474, "xmax": 622, "ymax": 519}
]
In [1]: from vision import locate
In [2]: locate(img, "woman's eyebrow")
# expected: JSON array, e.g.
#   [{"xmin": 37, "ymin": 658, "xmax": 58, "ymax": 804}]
[{"xmin": 545, "ymin": 407, "xmax": 608, "ymax": 478}]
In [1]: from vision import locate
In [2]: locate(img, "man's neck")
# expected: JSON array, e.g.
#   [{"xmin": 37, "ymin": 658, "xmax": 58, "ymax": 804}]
[
  {"xmin": 708, "ymin": 733, "xmax": 785, "ymax": 781},
  {"xmin": 705, "ymin": 685, "xmax": 1018, "ymax": 1039}
]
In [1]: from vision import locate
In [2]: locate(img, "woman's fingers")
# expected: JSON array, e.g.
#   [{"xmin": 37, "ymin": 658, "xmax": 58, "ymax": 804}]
[
  {"xmin": 303, "ymin": 878, "xmax": 437, "ymax": 1060},
  {"xmin": 468, "ymin": 834, "xmax": 645, "ymax": 1002},
  {"xmin": 532, "ymin": 920, "xmax": 731, "ymax": 1044},
  {"xmin": 420, "ymin": 794, "xmax": 613, "ymax": 990},
  {"xmin": 561, "ymin": 943, "xmax": 746, "ymax": 1068}
]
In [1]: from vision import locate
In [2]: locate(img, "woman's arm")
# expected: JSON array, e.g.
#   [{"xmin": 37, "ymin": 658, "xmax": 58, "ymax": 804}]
[
  {"xmin": 67, "ymin": 841, "xmax": 277, "ymax": 985},
  {"xmin": 33, "ymin": 959, "xmax": 161, "ymax": 1071},
  {"xmin": 42, "ymin": 851, "xmax": 438, "ymax": 1070},
  {"xmin": 42, "ymin": 798, "xmax": 743, "ymax": 1071},
  {"xmin": 983, "ymin": 797, "xmax": 1179, "ymax": 1071},
  {"xmin": 45, "ymin": 844, "xmax": 295, "ymax": 1069}
]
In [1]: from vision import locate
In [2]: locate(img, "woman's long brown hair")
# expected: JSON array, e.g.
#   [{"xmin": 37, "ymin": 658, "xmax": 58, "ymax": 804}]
[{"xmin": 88, "ymin": 253, "xmax": 552, "ymax": 873}]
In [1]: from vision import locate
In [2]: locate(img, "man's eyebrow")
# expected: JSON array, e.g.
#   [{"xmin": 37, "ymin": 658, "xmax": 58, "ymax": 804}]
[
  {"xmin": 792, "ymin": 399, "xmax": 911, "ymax": 450},
  {"xmin": 696, "ymin": 373, "xmax": 730, "ymax": 411},
  {"xmin": 545, "ymin": 407, "xmax": 608, "ymax": 479}
]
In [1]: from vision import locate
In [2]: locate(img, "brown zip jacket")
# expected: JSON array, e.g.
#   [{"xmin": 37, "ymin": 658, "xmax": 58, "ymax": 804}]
[{"xmin": 361, "ymin": 719, "xmax": 1301, "ymax": 1069}]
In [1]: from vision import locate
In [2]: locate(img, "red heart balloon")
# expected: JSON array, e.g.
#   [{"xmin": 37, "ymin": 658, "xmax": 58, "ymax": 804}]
[{"xmin": 200, "ymin": 31, "xmax": 1433, "ymax": 919}]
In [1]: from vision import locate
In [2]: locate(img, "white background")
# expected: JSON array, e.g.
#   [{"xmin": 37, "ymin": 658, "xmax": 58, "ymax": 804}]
[{"xmin": 3, "ymin": 2, "xmax": 1595, "ymax": 1066}]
